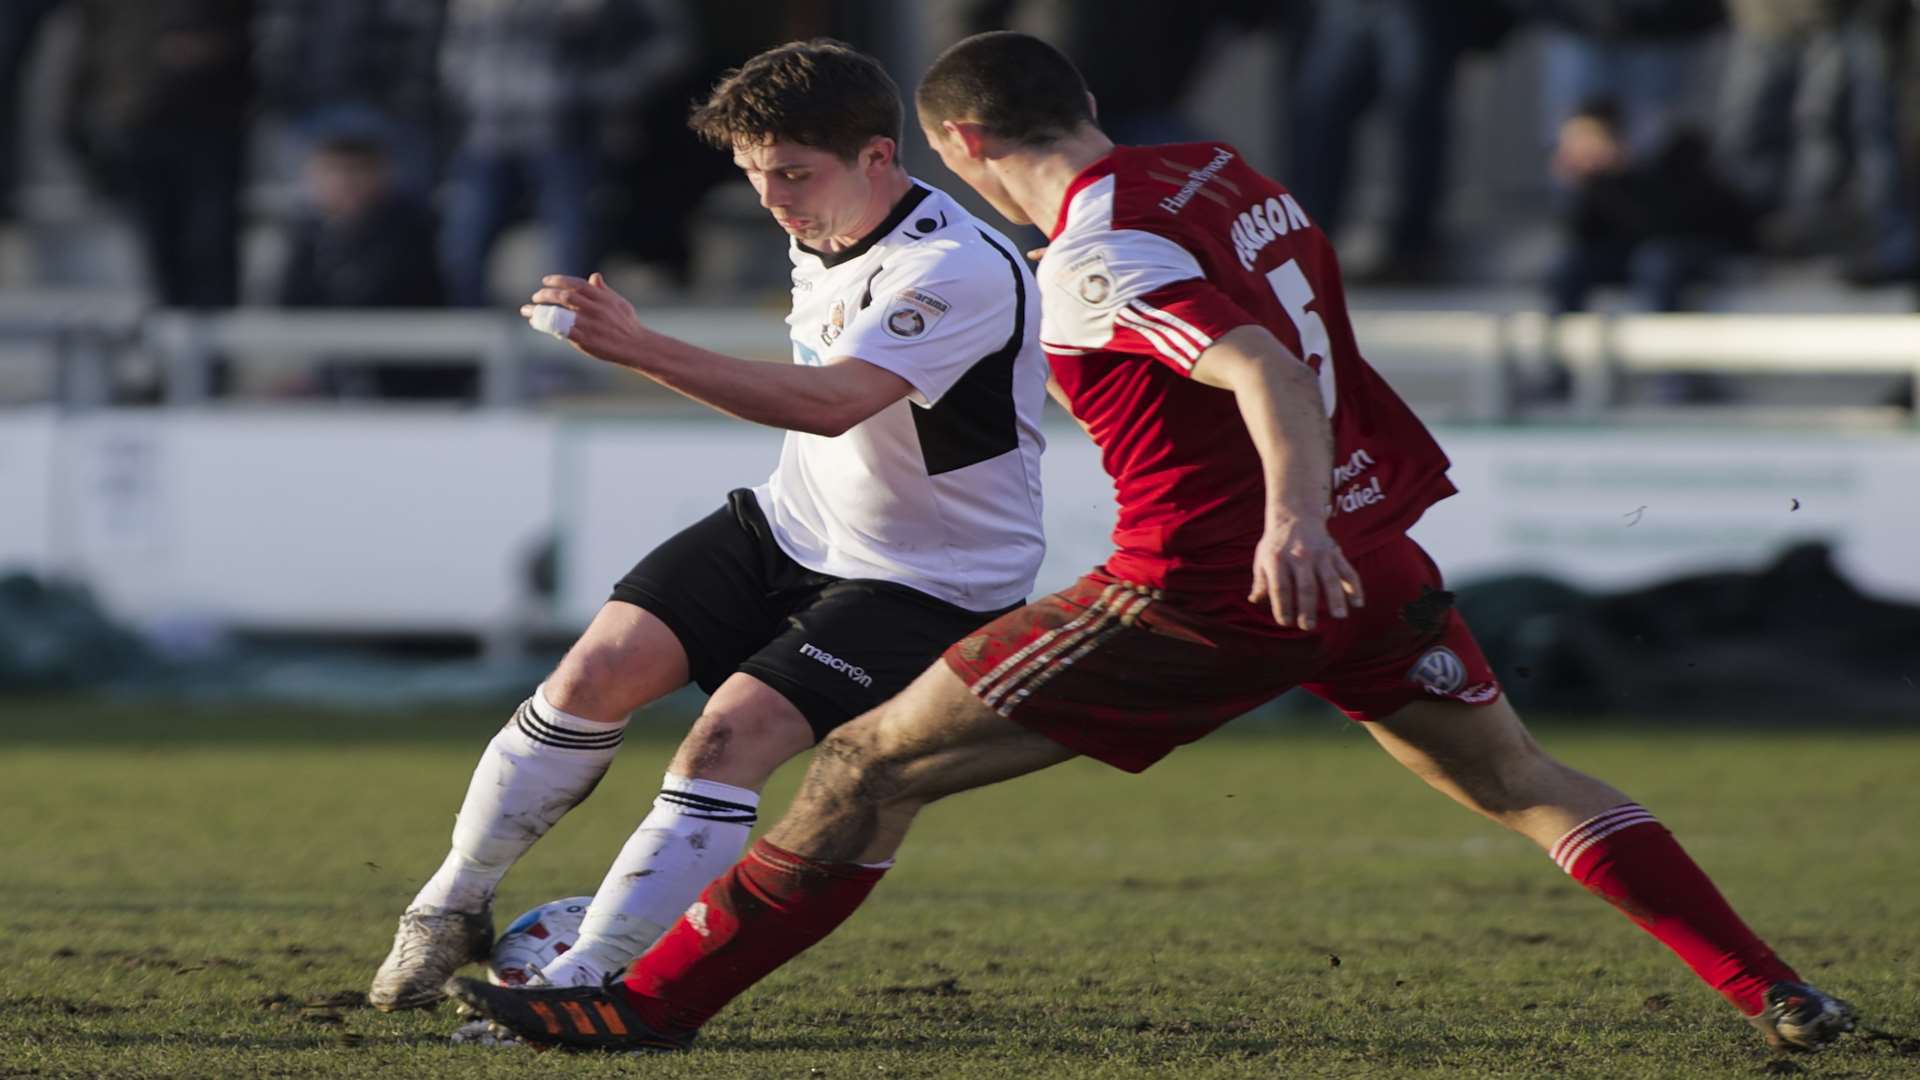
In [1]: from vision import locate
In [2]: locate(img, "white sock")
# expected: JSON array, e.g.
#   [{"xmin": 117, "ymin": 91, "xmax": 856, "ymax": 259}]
[
  {"xmin": 410, "ymin": 685, "xmax": 626, "ymax": 913},
  {"xmin": 539, "ymin": 773, "xmax": 757, "ymax": 986}
]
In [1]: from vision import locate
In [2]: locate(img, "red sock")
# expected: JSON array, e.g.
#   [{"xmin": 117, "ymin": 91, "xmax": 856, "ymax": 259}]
[
  {"xmin": 618, "ymin": 838, "xmax": 888, "ymax": 1035},
  {"xmin": 1552, "ymin": 804, "xmax": 1798, "ymax": 1015}
]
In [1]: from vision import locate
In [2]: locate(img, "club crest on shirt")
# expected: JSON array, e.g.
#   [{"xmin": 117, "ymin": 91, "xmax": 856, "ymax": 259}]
[
  {"xmin": 820, "ymin": 299, "xmax": 846, "ymax": 347},
  {"xmin": 883, "ymin": 286, "xmax": 950, "ymax": 340}
]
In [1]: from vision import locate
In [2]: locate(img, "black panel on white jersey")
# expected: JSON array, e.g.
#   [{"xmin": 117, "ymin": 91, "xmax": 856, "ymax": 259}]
[{"xmin": 911, "ymin": 228, "xmax": 1026, "ymax": 476}]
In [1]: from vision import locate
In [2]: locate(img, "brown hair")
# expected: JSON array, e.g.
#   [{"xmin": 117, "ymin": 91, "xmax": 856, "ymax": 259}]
[
  {"xmin": 689, "ymin": 38, "xmax": 902, "ymax": 162},
  {"xmin": 916, "ymin": 31, "xmax": 1094, "ymax": 146}
]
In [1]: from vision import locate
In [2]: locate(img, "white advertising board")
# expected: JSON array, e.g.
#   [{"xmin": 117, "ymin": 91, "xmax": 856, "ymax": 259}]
[
  {"xmin": 44, "ymin": 411, "xmax": 555, "ymax": 632},
  {"xmin": 1411, "ymin": 428, "xmax": 1920, "ymax": 602},
  {"xmin": 553, "ymin": 418, "xmax": 784, "ymax": 621},
  {"xmin": 4, "ymin": 410, "xmax": 1915, "ymax": 637},
  {"xmin": 0, "ymin": 408, "xmax": 57, "ymax": 573},
  {"xmin": 555, "ymin": 422, "xmax": 1920, "ymax": 619}
]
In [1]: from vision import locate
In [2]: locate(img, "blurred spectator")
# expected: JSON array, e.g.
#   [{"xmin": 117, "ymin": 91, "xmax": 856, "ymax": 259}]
[
  {"xmin": 279, "ymin": 135, "xmax": 469, "ymax": 400},
  {"xmin": 1285, "ymin": 0, "xmax": 1516, "ymax": 283},
  {"xmin": 280, "ymin": 136, "xmax": 441, "ymax": 309},
  {"xmin": 972, "ymin": 0, "xmax": 1277, "ymax": 146},
  {"xmin": 437, "ymin": 0, "xmax": 692, "ymax": 307},
  {"xmin": 596, "ymin": 81, "xmax": 710, "ymax": 290},
  {"xmin": 255, "ymin": 0, "xmax": 446, "ymax": 196},
  {"xmin": 597, "ymin": 0, "xmax": 849, "ymax": 289},
  {"xmin": 1719, "ymin": 0, "xmax": 1917, "ymax": 284},
  {"xmin": 65, "ymin": 0, "xmax": 254, "ymax": 308},
  {"xmin": 0, "ymin": 0, "xmax": 62, "ymax": 223},
  {"xmin": 1546, "ymin": 100, "xmax": 1753, "ymax": 314},
  {"xmin": 1521, "ymin": 0, "xmax": 1724, "ymax": 154}
]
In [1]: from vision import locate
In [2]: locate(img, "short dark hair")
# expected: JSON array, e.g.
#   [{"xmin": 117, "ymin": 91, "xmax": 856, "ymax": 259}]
[
  {"xmin": 916, "ymin": 31, "xmax": 1094, "ymax": 146},
  {"xmin": 689, "ymin": 38, "xmax": 902, "ymax": 162},
  {"xmin": 1569, "ymin": 96, "xmax": 1624, "ymax": 135},
  {"xmin": 311, "ymin": 134, "xmax": 391, "ymax": 166}
]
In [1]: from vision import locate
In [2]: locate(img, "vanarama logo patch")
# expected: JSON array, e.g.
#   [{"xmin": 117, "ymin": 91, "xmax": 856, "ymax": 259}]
[
  {"xmin": 883, "ymin": 287, "xmax": 949, "ymax": 340},
  {"xmin": 1057, "ymin": 253, "xmax": 1116, "ymax": 308},
  {"xmin": 887, "ymin": 307, "xmax": 925, "ymax": 336}
]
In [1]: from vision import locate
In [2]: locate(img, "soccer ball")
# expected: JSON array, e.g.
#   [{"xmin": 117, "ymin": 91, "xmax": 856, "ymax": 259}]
[{"xmin": 487, "ymin": 896, "xmax": 593, "ymax": 986}]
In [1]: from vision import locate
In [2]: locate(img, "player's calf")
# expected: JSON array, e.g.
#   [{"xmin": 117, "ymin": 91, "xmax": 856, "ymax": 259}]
[
  {"xmin": 764, "ymin": 717, "xmax": 922, "ymax": 864},
  {"xmin": 541, "ymin": 675, "xmax": 811, "ymax": 988}
]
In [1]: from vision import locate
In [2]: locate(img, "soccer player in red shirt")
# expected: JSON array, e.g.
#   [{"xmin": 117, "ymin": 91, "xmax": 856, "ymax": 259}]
[{"xmin": 448, "ymin": 32, "xmax": 1857, "ymax": 1055}]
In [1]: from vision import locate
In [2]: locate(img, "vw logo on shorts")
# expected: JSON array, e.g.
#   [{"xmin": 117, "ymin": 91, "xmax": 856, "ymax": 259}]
[{"xmin": 1408, "ymin": 646, "xmax": 1467, "ymax": 695}]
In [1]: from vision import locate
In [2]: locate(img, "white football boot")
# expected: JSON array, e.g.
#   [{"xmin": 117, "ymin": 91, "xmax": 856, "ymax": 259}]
[{"xmin": 368, "ymin": 906, "xmax": 494, "ymax": 1011}]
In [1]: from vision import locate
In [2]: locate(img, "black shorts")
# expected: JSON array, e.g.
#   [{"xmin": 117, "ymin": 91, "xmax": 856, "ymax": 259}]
[{"xmin": 610, "ymin": 489, "xmax": 1018, "ymax": 740}]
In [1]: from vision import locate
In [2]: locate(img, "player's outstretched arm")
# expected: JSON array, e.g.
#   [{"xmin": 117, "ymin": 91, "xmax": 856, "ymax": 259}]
[
  {"xmin": 1189, "ymin": 325, "xmax": 1363, "ymax": 630},
  {"xmin": 527, "ymin": 274, "xmax": 912, "ymax": 436}
]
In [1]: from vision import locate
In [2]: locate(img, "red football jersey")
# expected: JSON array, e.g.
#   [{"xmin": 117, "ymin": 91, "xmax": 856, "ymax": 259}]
[{"xmin": 1037, "ymin": 143, "xmax": 1456, "ymax": 630}]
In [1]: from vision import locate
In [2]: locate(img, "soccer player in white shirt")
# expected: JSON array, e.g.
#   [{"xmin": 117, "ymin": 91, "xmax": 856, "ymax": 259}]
[{"xmin": 369, "ymin": 38, "xmax": 1048, "ymax": 1010}]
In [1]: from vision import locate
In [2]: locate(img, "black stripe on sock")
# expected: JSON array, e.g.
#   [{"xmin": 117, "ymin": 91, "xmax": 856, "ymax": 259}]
[
  {"xmin": 670, "ymin": 810, "xmax": 758, "ymax": 824},
  {"xmin": 655, "ymin": 789, "xmax": 757, "ymax": 814},
  {"xmin": 652, "ymin": 795, "xmax": 756, "ymax": 810},
  {"xmin": 516, "ymin": 720, "xmax": 624, "ymax": 751},
  {"xmin": 515, "ymin": 704, "xmax": 624, "ymax": 750},
  {"xmin": 655, "ymin": 792, "xmax": 756, "ymax": 824},
  {"xmin": 516, "ymin": 715, "xmax": 623, "ymax": 749}
]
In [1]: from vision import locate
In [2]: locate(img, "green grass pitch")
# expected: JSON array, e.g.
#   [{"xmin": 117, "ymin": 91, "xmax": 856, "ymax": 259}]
[{"xmin": 3, "ymin": 699, "xmax": 1917, "ymax": 1078}]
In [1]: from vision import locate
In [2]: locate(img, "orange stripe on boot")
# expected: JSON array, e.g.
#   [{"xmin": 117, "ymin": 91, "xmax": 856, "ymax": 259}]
[
  {"xmin": 527, "ymin": 1000, "xmax": 564, "ymax": 1035},
  {"xmin": 560, "ymin": 1000, "xmax": 598, "ymax": 1034},
  {"xmin": 592, "ymin": 1000, "xmax": 629, "ymax": 1035}
]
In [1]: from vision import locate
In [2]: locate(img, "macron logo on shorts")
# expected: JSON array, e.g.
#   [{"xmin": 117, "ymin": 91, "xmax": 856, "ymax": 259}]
[{"xmin": 798, "ymin": 642, "xmax": 875, "ymax": 688}]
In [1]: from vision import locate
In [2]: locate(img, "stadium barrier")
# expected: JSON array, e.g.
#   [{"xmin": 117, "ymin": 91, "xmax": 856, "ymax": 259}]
[
  {"xmin": 4, "ymin": 300, "xmax": 1918, "ymax": 420},
  {"xmin": 3, "ymin": 303, "xmax": 1918, "ymax": 643},
  {"xmin": 1535, "ymin": 312, "xmax": 1920, "ymax": 420}
]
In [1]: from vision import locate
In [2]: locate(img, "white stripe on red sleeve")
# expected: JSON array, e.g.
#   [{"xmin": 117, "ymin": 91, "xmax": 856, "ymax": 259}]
[
  {"xmin": 1126, "ymin": 299, "xmax": 1215, "ymax": 353},
  {"xmin": 1114, "ymin": 306, "xmax": 1197, "ymax": 368}
]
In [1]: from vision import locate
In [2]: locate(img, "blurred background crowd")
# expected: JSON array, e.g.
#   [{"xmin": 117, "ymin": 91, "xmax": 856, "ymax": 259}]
[
  {"xmin": 7, "ymin": 1, "xmax": 1919, "ymax": 707},
  {"xmin": 3, "ymin": 1, "xmax": 1920, "ymax": 378}
]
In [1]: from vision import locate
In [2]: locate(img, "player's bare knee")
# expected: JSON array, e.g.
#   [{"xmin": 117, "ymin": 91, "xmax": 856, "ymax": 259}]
[
  {"xmin": 671, "ymin": 705, "xmax": 810, "ymax": 781},
  {"xmin": 542, "ymin": 648, "xmax": 623, "ymax": 716}
]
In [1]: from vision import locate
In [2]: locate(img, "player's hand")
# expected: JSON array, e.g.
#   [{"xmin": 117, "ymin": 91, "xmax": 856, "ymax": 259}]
[
  {"xmin": 1248, "ymin": 516, "xmax": 1363, "ymax": 631},
  {"xmin": 523, "ymin": 273, "xmax": 650, "ymax": 369}
]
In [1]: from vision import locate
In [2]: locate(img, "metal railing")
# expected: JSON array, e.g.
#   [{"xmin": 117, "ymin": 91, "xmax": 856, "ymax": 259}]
[
  {"xmin": 1539, "ymin": 313, "xmax": 1920, "ymax": 418},
  {"xmin": 4, "ymin": 295, "xmax": 1918, "ymax": 424}
]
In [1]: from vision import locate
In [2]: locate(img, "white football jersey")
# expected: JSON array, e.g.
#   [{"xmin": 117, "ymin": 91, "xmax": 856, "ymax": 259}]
[{"xmin": 754, "ymin": 182, "xmax": 1047, "ymax": 611}]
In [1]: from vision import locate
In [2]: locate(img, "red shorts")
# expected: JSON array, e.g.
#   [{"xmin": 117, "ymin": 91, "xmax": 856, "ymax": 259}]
[{"xmin": 941, "ymin": 535, "xmax": 1500, "ymax": 772}]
